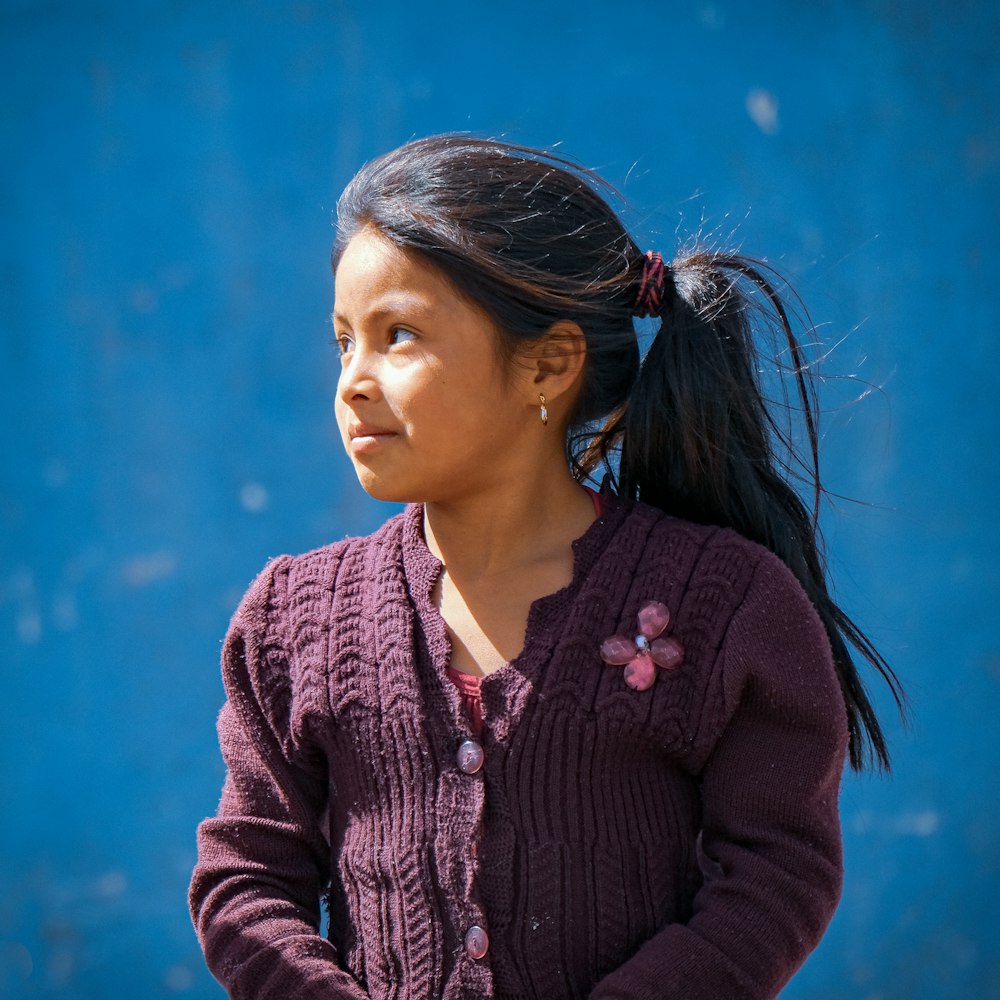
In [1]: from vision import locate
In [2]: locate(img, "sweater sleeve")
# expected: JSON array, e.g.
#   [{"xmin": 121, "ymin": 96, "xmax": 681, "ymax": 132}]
[
  {"xmin": 589, "ymin": 550, "xmax": 850, "ymax": 1000},
  {"xmin": 188, "ymin": 556, "xmax": 370, "ymax": 1000}
]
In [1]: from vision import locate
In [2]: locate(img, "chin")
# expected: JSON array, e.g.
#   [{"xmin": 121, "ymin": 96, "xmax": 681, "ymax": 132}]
[{"xmin": 353, "ymin": 468, "xmax": 418, "ymax": 505}]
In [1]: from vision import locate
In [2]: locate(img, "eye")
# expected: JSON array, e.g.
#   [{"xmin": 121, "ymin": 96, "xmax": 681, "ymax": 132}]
[
  {"xmin": 389, "ymin": 327, "xmax": 416, "ymax": 346},
  {"xmin": 335, "ymin": 333, "xmax": 355, "ymax": 355}
]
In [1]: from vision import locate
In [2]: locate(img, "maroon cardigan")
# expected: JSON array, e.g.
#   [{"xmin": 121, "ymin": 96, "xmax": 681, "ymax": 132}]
[{"xmin": 189, "ymin": 491, "xmax": 849, "ymax": 1000}]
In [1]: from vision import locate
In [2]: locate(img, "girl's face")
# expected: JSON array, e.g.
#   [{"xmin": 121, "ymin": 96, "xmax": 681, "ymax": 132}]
[{"xmin": 333, "ymin": 227, "xmax": 538, "ymax": 504}]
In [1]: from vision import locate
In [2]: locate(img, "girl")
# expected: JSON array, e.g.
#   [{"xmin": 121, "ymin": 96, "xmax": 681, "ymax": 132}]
[{"xmin": 189, "ymin": 135, "xmax": 904, "ymax": 1000}]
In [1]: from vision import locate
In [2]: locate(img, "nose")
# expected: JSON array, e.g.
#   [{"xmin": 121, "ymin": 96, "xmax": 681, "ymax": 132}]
[{"xmin": 337, "ymin": 343, "xmax": 381, "ymax": 407}]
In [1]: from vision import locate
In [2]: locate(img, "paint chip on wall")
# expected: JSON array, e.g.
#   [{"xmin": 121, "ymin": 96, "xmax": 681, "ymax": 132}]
[
  {"xmin": 747, "ymin": 88, "xmax": 780, "ymax": 134},
  {"xmin": 240, "ymin": 482, "xmax": 269, "ymax": 513}
]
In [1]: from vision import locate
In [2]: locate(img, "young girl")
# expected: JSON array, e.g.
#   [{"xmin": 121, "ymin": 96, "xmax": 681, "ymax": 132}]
[{"xmin": 189, "ymin": 135, "xmax": 903, "ymax": 1000}]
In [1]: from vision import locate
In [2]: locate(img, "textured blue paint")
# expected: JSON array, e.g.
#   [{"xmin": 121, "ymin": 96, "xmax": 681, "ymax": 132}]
[{"xmin": 1, "ymin": 2, "xmax": 997, "ymax": 997}]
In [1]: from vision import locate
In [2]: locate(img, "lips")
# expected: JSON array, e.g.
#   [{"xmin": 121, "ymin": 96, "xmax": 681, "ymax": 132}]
[
  {"xmin": 347, "ymin": 422, "xmax": 398, "ymax": 455},
  {"xmin": 349, "ymin": 423, "xmax": 397, "ymax": 440}
]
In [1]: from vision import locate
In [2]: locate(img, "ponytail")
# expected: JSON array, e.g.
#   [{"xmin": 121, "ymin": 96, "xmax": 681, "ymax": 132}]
[{"xmin": 586, "ymin": 251, "xmax": 906, "ymax": 772}]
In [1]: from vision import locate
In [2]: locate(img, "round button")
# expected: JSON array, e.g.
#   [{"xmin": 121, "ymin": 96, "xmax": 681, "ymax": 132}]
[
  {"xmin": 457, "ymin": 739, "xmax": 484, "ymax": 774},
  {"xmin": 464, "ymin": 924, "xmax": 489, "ymax": 960}
]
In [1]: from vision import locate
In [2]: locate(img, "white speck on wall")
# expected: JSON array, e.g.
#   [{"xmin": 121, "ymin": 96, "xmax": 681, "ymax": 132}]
[
  {"xmin": 93, "ymin": 870, "xmax": 128, "ymax": 898},
  {"xmin": 746, "ymin": 88, "xmax": 780, "ymax": 134},
  {"xmin": 5, "ymin": 569, "xmax": 41, "ymax": 643},
  {"xmin": 698, "ymin": 4, "xmax": 725, "ymax": 29},
  {"xmin": 165, "ymin": 963, "xmax": 195, "ymax": 991},
  {"xmin": 53, "ymin": 591, "xmax": 79, "ymax": 631},
  {"xmin": 121, "ymin": 551, "xmax": 177, "ymax": 587},
  {"xmin": 894, "ymin": 810, "xmax": 940, "ymax": 836},
  {"xmin": 240, "ymin": 481, "xmax": 269, "ymax": 513},
  {"xmin": 850, "ymin": 809, "xmax": 940, "ymax": 837},
  {"xmin": 16, "ymin": 607, "xmax": 41, "ymax": 644},
  {"xmin": 47, "ymin": 947, "xmax": 76, "ymax": 985}
]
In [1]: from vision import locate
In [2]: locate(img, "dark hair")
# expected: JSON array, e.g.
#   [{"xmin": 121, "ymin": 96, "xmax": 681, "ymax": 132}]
[{"xmin": 332, "ymin": 134, "xmax": 906, "ymax": 772}]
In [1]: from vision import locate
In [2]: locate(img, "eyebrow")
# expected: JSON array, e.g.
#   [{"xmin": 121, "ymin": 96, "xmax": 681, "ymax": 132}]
[{"xmin": 332, "ymin": 295, "xmax": 430, "ymax": 326}]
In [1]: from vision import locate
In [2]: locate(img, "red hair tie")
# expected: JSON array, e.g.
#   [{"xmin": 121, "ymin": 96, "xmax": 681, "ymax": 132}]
[{"xmin": 633, "ymin": 250, "xmax": 673, "ymax": 319}]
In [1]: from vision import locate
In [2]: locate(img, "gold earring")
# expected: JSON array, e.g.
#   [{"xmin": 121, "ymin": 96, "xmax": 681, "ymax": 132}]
[{"xmin": 539, "ymin": 394, "xmax": 548, "ymax": 425}]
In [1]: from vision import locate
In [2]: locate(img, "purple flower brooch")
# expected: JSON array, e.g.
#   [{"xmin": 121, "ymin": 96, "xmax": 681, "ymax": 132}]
[{"xmin": 600, "ymin": 601, "xmax": 684, "ymax": 691}]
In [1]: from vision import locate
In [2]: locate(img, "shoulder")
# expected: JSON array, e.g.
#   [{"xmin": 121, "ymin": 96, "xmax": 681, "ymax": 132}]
[
  {"xmin": 221, "ymin": 509, "xmax": 413, "ymax": 740},
  {"xmin": 592, "ymin": 492, "xmax": 825, "ymax": 631},
  {"xmin": 716, "ymin": 536, "xmax": 838, "ymax": 706},
  {"xmin": 612, "ymin": 497, "xmax": 786, "ymax": 609},
  {"xmin": 233, "ymin": 508, "xmax": 412, "ymax": 631}
]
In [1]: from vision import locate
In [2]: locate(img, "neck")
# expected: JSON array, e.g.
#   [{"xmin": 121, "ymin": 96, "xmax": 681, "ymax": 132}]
[{"xmin": 422, "ymin": 469, "xmax": 595, "ymax": 583}]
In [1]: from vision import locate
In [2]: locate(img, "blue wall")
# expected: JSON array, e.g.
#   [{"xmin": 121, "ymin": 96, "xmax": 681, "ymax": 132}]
[{"xmin": 2, "ymin": 2, "xmax": 998, "ymax": 996}]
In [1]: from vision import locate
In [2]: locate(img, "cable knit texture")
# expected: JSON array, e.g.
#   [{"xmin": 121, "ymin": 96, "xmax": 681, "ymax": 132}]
[{"xmin": 189, "ymin": 490, "xmax": 849, "ymax": 1000}]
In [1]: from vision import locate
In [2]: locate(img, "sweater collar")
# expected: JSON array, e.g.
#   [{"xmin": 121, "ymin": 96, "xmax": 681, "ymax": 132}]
[{"xmin": 396, "ymin": 488, "xmax": 634, "ymax": 745}]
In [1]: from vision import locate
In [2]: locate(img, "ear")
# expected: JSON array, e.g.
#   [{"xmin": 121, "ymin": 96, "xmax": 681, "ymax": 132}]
[{"xmin": 521, "ymin": 320, "xmax": 587, "ymax": 403}]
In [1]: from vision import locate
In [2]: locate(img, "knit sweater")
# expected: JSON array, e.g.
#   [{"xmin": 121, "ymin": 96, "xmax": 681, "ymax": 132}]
[{"xmin": 189, "ymin": 490, "xmax": 849, "ymax": 1000}]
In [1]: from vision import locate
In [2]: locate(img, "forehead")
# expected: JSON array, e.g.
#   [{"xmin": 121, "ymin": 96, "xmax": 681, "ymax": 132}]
[{"xmin": 335, "ymin": 228, "xmax": 449, "ymax": 307}]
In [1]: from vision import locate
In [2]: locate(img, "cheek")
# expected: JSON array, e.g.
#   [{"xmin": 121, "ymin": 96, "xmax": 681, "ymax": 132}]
[
  {"xmin": 390, "ymin": 367, "xmax": 446, "ymax": 425},
  {"xmin": 458, "ymin": 378, "xmax": 524, "ymax": 431}
]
